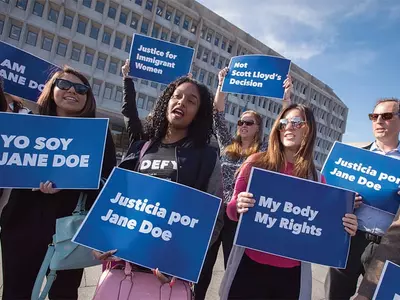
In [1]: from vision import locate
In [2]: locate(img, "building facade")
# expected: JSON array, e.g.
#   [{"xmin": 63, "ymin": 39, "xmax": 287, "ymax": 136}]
[{"xmin": 0, "ymin": 0, "xmax": 348, "ymax": 168}]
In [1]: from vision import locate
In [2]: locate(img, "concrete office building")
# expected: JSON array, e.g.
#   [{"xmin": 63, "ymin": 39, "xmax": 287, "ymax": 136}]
[{"xmin": 0, "ymin": 0, "xmax": 348, "ymax": 168}]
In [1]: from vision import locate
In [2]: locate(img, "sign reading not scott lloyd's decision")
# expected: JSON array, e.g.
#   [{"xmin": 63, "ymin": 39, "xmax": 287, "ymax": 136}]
[
  {"xmin": 129, "ymin": 34, "xmax": 194, "ymax": 85},
  {"xmin": 221, "ymin": 55, "xmax": 291, "ymax": 99}
]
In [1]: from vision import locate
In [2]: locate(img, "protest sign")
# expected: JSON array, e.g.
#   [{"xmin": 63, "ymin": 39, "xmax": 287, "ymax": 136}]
[
  {"xmin": 129, "ymin": 34, "xmax": 194, "ymax": 85},
  {"xmin": 234, "ymin": 167, "xmax": 354, "ymax": 268},
  {"xmin": 322, "ymin": 142, "xmax": 400, "ymax": 215},
  {"xmin": 73, "ymin": 167, "xmax": 221, "ymax": 283},
  {"xmin": 0, "ymin": 113, "xmax": 108, "ymax": 189},
  {"xmin": 0, "ymin": 41, "xmax": 60, "ymax": 102},
  {"xmin": 372, "ymin": 261, "xmax": 400, "ymax": 300},
  {"xmin": 221, "ymin": 55, "xmax": 291, "ymax": 99}
]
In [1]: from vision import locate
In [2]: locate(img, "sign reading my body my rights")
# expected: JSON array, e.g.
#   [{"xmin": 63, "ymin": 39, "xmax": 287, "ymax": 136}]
[
  {"xmin": 0, "ymin": 113, "xmax": 108, "ymax": 189},
  {"xmin": 221, "ymin": 55, "xmax": 291, "ymax": 99},
  {"xmin": 235, "ymin": 168, "xmax": 355, "ymax": 268},
  {"xmin": 0, "ymin": 41, "xmax": 60, "ymax": 102},
  {"xmin": 372, "ymin": 261, "xmax": 400, "ymax": 300},
  {"xmin": 129, "ymin": 34, "xmax": 194, "ymax": 85},
  {"xmin": 322, "ymin": 142, "xmax": 400, "ymax": 215},
  {"xmin": 73, "ymin": 167, "xmax": 222, "ymax": 283}
]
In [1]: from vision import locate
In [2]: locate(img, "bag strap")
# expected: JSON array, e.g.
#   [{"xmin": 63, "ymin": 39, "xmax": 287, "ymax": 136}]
[
  {"xmin": 31, "ymin": 245, "xmax": 57, "ymax": 300},
  {"xmin": 124, "ymin": 261, "xmax": 132, "ymax": 275},
  {"xmin": 134, "ymin": 140, "xmax": 152, "ymax": 171},
  {"xmin": 73, "ymin": 193, "xmax": 88, "ymax": 215}
]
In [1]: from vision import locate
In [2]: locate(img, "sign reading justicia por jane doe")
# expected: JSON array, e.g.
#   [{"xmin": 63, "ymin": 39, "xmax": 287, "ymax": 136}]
[
  {"xmin": 221, "ymin": 55, "xmax": 291, "ymax": 99},
  {"xmin": 129, "ymin": 34, "xmax": 194, "ymax": 85}
]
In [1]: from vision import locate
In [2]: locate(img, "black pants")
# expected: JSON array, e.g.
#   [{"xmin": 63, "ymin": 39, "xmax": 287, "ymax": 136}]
[
  {"xmin": 194, "ymin": 212, "xmax": 237, "ymax": 300},
  {"xmin": 324, "ymin": 230, "xmax": 378, "ymax": 300},
  {"xmin": 228, "ymin": 253, "xmax": 301, "ymax": 300},
  {"xmin": 0, "ymin": 191, "xmax": 84, "ymax": 300}
]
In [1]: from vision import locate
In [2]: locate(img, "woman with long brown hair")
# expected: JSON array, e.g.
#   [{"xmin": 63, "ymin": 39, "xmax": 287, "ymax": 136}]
[
  {"xmin": 196, "ymin": 68, "xmax": 293, "ymax": 299},
  {"xmin": 219, "ymin": 104, "xmax": 358, "ymax": 300},
  {"xmin": 0, "ymin": 66, "xmax": 116, "ymax": 300}
]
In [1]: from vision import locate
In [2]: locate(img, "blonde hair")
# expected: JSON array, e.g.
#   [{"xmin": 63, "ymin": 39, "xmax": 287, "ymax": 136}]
[{"xmin": 224, "ymin": 110, "xmax": 263, "ymax": 160}]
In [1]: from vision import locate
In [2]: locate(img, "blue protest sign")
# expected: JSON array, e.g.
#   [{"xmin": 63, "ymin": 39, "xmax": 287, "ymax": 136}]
[
  {"xmin": 234, "ymin": 167, "xmax": 354, "ymax": 268},
  {"xmin": 322, "ymin": 142, "xmax": 400, "ymax": 215},
  {"xmin": 221, "ymin": 55, "xmax": 291, "ymax": 99},
  {"xmin": 0, "ymin": 113, "xmax": 108, "ymax": 189},
  {"xmin": 129, "ymin": 34, "xmax": 194, "ymax": 85},
  {"xmin": 0, "ymin": 41, "xmax": 60, "ymax": 102},
  {"xmin": 73, "ymin": 167, "xmax": 222, "ymax": 282},
  {"xmin": 373, "ymin": 261, "xmax": 400, "ymax": 300}
]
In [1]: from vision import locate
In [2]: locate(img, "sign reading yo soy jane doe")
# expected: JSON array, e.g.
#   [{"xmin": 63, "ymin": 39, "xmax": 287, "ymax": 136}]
[
  {"xmin": 235, "ymin": 168, "xmax": 354, "ymax": 268},
  {"xmin": 73, "ymin": 167, "xmax": 222, "ymax": 283},
  {"xmin": 322, "ymin": 142, "xmax": 400, "ymax": 215},
  {"xmin": 221, "ymin": 55, "xmax": 291, "ymax": 99},
  {"xmin": 0, "ymin": 113, "xmax": 108, "ymax": 189},
  {"xmin": 129, "ymin": 34, "xmax": 194, "ymax": 85},
  {"xmin": 0, "ymin": 41, "xmax": 60, "ymax": 102}
]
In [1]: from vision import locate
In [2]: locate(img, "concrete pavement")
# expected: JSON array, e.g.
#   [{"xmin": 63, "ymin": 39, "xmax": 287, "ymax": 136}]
[{"xmin": 0, "ymin": 247, "xmax": 361, "ymax": 299}]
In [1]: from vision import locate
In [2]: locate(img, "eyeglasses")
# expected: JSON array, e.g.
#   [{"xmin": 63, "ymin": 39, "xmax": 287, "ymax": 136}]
[
  {"xmin": 368, "ymin": 112, "xmax": 400, "ymax": 121},
  {"xmin": 278, "ymin": 117, "xmax": 306, "ymax": 131},
  {"xmin": 54, "ymin": 79, "xmax": 90, "ymax": 95},
  {"xmin": 237, "ymin": 120, "xmax": 256, "ymax": 126}
]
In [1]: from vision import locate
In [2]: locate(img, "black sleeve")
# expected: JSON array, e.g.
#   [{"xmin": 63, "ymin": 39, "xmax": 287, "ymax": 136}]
[
  {"xmin": 122, "ymin": 77, "xmax": 145, "ymax": 144},
  {"xmin": 101, "ymin": 128, "xmax": 117, "ymax": 179}
]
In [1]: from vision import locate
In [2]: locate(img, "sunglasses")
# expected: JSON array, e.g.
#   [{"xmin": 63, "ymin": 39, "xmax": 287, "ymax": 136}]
[
  {"xmin": 368, "ymin": 112, "xmax": 400, "ymax": 121},
  {"xmin": 54, "ymin": 79, "xmax": 90, "ymax": 95},
  {"xmin": 237, "ymin": 120, "xmax": 256, "ymax": 126},
  {"xmin": 278, "ymin": 117, "xmax": 306, "ymax": 131}
]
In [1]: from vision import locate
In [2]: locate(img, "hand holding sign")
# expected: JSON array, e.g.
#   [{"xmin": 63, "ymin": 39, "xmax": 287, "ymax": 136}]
[
  {"xmin": 283, "ymin": 75, "xmax": 293, "ymax": 102},
  {"xmin": 32, "ymin": 180, "xmax": 60, "ymax": 194}
]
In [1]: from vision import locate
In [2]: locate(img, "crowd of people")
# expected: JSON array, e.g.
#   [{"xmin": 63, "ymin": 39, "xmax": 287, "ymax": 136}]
[{"xmin": 0, "ymin": 59, "xmax": 399, "ymax": 300}]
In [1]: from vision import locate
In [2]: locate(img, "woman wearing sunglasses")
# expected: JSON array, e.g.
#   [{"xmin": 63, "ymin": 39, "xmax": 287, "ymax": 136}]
[
  {"xmin": 0, "ymin": 66, "xmax": 117, "ymax": 300},
  {"xmin": 195, "ymin": 68, "xmax": 293, "ymax": 299},
  {"xmin": 218, "ymin": 103, "xmax": 358, "ymax": 300}
]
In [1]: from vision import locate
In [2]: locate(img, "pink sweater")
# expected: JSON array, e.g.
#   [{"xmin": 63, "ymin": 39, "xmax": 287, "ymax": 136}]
[{"xmin": 227, "ymin": 155, "xmax": 326, "ymax": 268}]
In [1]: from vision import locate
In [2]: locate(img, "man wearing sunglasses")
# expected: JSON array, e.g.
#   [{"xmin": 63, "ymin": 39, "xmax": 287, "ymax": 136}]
[{"xmin": 326, "ymin": 98, "xmax": 400, "ymax": 299}]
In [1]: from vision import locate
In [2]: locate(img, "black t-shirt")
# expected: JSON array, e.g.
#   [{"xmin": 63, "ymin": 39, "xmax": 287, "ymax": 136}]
[{"xmin": 138, "ymin": 138, "xmax": 187, "ymax": 182}]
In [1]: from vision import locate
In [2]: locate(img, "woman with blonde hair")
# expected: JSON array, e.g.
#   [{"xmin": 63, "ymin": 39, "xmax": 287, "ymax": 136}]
[
  {"xmin": 219, "ymin": 103, "xmax": 358, "ymax": 299},
  {"xmin": 195, "ymin": 67, "xmax": 293, "ymax": 299}
]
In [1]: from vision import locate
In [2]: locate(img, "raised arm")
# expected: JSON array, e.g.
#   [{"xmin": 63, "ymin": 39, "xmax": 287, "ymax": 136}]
[
  {"xmin": 282, "ymin": 74, "xmax": 293, "ymax": 110},
  {"xmin": 121, "ymin": 59, "xmax": 145, "ymax": 144}
]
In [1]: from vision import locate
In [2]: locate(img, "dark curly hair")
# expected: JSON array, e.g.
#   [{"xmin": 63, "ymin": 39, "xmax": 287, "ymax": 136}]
[{"xmin": 145, "ymin": 76, "xmax": 214, "ymax": 147}]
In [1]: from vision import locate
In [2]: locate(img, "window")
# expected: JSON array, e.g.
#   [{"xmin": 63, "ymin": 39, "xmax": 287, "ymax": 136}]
[
  {"xmin": 140, "ymin": 19, "xmax": 149, "ymax": 34},
  {"xmin": 183, "ymin": 16, "xmax": 190, "ymax": 30},
  {"xmin": 96, "ymin": 56, "xmax": 106, "ymax": 70},
  {"xmin": 202, "ymin": 50, "xmax": 209, "ymax": 63},
  {"xmin": 210, "ymin": 55, "xmax": 216, "ymax": 66},
  {"xmin": 26, "ymin": 31, "xmax": 38, "ymax": 46},
  {"xmin": 200, "ymin": 27, "xmax": 206, "ymax": 39},
  {"xmin": 151, "ymin": 82, "xmax": 158, "ymax": 88},
  {"xmin": 42, "ymin": 36, "xmax": 53, "ymax": 52},
  {"xmin": 56, "ymin": 41, "xmax": 67, "ymax": 57},
  {"xmin": 135, "ymin": 0, "xmax": 142, "ymax": 5},
  {"xmin": 77, "ymin": 19, "xmax": 87, "ymax": 34},
  {"xmin": 103, "ymin": 84, "xmax": 113, "ymax": 99},
  {"xmin": 207, "ymin": 74, "xmax": 214, "ymax": 86},
  {"xmin": 114, "ymin": 35, "xmax": 122, "ymax": 49},
  {"xmin": 115, "ymin": 87, "xmax": 123, "ymax": 102},
  {"xmin": 63, "ymin": 15, "xmax": 73, "ymax": 29},
  {"xmin": 191, "ymin": 21, "xmax": 197, "ymax": 34},
  {"xmin": 108, "ymin": 6, "xmax": 117, "ymax": 19},
  {"xmin": 48, "ymin": 8, "xmax": 59, "ymax": 23},
  {"xmin": 32, "ymin": 1, "xmax": 44, "ymax": 17},
  {"xmin": 84, "ymin": 51, "xmax": 94, "ymax": 65},
  {"xmin": 102, "ymin": 31, "xmax": 111, "ymax": 45},
  {"xmin": 161, "ymin": 29, "xmax": 168, "ymax": 41},
  {"xmin": 156, "ymin": 1, "xmax": 164, "ymax": 16},
  {"xmin": 217, "ymin": 58, "xmax": 223, "ymax": 69},
  {"xmin": 196, "ymin": 46, "xmax": 203, "ymax": 60},
  {"xmin": 214, "ymin": 34, "xmax": 220, "ymax": 46},
  {"xmin": 0, "ymin": 20, "xmax": 4, "ymax": 35},
  {"xmin": 89, "ymin": 24, "xmax": 100, "ymax": 39},
  {"xmin": 179, "ymin": 36, "xmax": 187, "ymax": 46},
  {"xmin": 137, "ymin": 94, "xmax": 145, "ymax": 108},
  {"xmin": 0, "ymin": 0, "xmax": 9, "ymax": 3},
  {"xmin": 125, "ymin": 39, "xmax": 131, "ymax": 53},
  {"xmin": 95, "ymin": 1, "xmax": 105, "ymax": 13},
  {"xmin": 71, "ymin": 46, "xmax": 81, "ymax": 61},
  {"xmin": 119, "ymin": 11, "xmax": 127, "ymax": 24},
  {"xmin": 221, "ymin": 40, "xmax": 226, "ymax": 50},
  {"xmin": 82, "ymin": 0, "xmax": 92, "ymax": 8},
  {"xmin": 170, "ymin": 33, "xmax": 178, "ymax": 43},
  {"xmin": 108, "ymin": 61, "xmax": 118, "ymax": 74},
  {"xmin": 165, "ymin": 7, "xmax": 173, "ymax": 20},
  {"xmin": 199, "ymin": 69, "xmax": 205, "ymax": 83},
  {"xmin": 92, "ymin": 82, "xmax": 101, "ymax": 96},
  {"xmin": 16, "ymin": 0, "xmax": 27, "ymax": 10},
  {"xmin": 174, "ymin": 11, "xmax": 182, "ymax": 26},
  {"xmin": 141, "ymin": 79, "xmax": 148, "ymax": 86},
  {"xmin": 9, "ymin": 25, "xmax": 22, "ymax": 41},
  {"xmin": 227, "ymin": 43, "xmax": 233, "ymax": 53},
  {"xmin": 151, "ymin": 25, "xmax": 160, "ymax": 38},
  {"xmin": 130, "ymin": 14, "xmax": 139, "ymax": 29},
  {"xmin": 146, "ymin": 97, "xmax": 155, "ymax": 111},
  {"xmin": 206, "ymin": 30, "xmax": 213, "ymax": 43},
  {"xmin": 145, "ymin": 0, "xmax": 153, "ymax": 11}
]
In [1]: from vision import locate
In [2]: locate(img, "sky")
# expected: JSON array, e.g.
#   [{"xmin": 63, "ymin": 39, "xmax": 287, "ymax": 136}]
[{"xmin": 197, "ymin": 0, "xmax": 400, "ymax": 143}]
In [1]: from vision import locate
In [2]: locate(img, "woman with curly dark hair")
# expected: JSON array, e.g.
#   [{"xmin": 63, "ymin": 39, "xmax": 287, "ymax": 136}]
[{"xmin": 93, "ymin": 61, "xmax": 223, "ymax": 298}]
